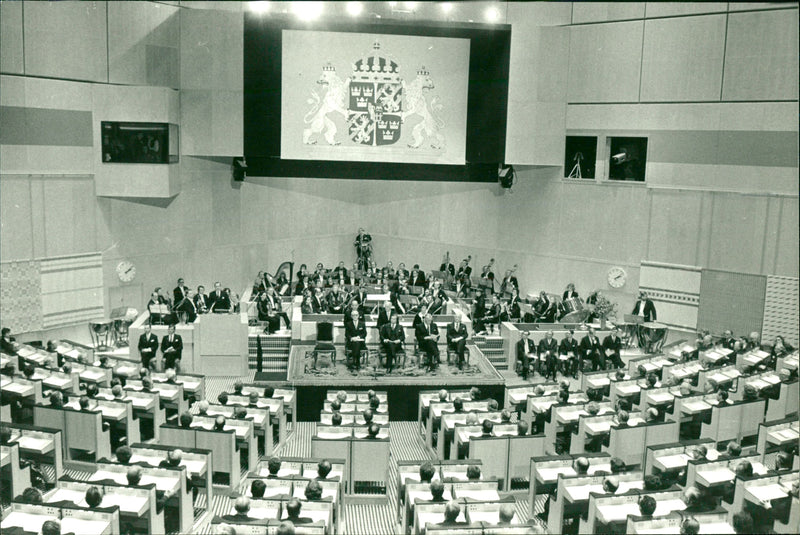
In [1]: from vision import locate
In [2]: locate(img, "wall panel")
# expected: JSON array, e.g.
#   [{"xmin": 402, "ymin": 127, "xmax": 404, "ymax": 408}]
[
  {"xmin": 23, "ymin": 1, "xmax": 108, "ymax": 82},
  {"xmin": 722, "ymin": 10, "xmax": 799, "ymax": 101},
  {"xmin": 568, "ymin": 21, "xmax": 644, "ymax": 103},
  {"xmin": 697, "ymin": 269, "xmax": 766, "ymax": 338},
  {"xmin": 645, "ymin": 2, "xmax": 727, "ymax": 17},
  {"xmin": 707, "ymin": 193, "xmax": 769, "ymax": 274},
  {"xmin": 647, "ymin": 190, "xmax": 703, "ymax": 266},
  {"xmin": 640, "ymin": 15, "xmax": 726, "ymax": 102},
  {"xmin": 572, "ymin": 2, "xmax": 645, "ymax": 24},
  {"xmin": 0, "ymin": 1, "xmax": 24, "ymax": 75},
  {"xmin": 108, "ymin": 1, "xmax": 180, "ymax": 87},
  {"xmin": 774, "ymin": 198, "xmax": 799, "ymax": 278},
  {"xmin": 0, "ymin": 177, "xmax": 34, "ymax": 261}
]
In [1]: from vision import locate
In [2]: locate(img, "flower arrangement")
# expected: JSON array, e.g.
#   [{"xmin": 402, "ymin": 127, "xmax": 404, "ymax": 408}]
[{"xmin": 593, "ymin": 294, "xmax": 617, "ymax": 320}]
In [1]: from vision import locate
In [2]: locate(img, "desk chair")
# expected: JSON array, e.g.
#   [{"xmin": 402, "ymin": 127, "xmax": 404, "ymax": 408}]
[{"xmin": 313, "ymin": 321, "xmax": 336, "ymax": 368}]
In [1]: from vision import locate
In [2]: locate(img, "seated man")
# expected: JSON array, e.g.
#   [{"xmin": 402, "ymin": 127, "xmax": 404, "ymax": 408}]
[
  {"xmin": 538, "ymin": 331, "xmax": 559, "ymax": 381},
  {"xmin": 220, "ymin": 496, "xmax": 266, "ymax": 525},
  {"xmin": 282, "ymin": 498, "xmax": 315, "ymax": 524},
  {"xmin": 429, "ymin": 480, "xmax": 447, "ymax": 502},
  {"xmin": 344, "ymin": 309, "xmax": 367, "ymax": 371},
  {"xmin": 602, "ymin": 328, "xmax": 625, "ymax": 369},
  {"xmin": 580, "ymin": 328, "xmax": 603, "ymax": 372},
  {"xmin": 415, "ymin": 313, "xmax": 440, "ymax": 372},
  {"xmin": 438, "ymin": 500, "xmax": 467, "ymax": 526},
  {"xmin": 266, "ymin": 457, "xmax": 281, "ymax": 477},
  {"xmin": 446, "ymin": 316, "xmax": 468, "ymax": 369},
  {"xmin": 380, "ymin": 313, "xmax": 405, "ymax": 373},
  {"xmin": 316, "ymin": 460, "xmax": 333, "ymax": 480},
  {"xmin": 498, "ymin": 503, "xmax": 515, "ymax": 525},
  {"xmin": 516, "ymin": 330, "xmax": 536, "ymax": 380},
  {"xmin": 559, "ymin": 330, "xmax": 580, "ymax": 378}
]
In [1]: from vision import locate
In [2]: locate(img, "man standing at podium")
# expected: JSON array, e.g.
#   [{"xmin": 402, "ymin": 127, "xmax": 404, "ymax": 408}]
[
  {"xmin": 161, "ymin": 324, "xmax": 183, "ymax": 371},
  {"xmin": 632, "ymin": 291, "xmax": 657, "ymax": 322},
  {"xmin": 138, "ymin": 324, "xmax": 159, "ymax": 370},
  {"xmin": 208, "ymin": 281, "xmax": 231, "ymax": 313}
]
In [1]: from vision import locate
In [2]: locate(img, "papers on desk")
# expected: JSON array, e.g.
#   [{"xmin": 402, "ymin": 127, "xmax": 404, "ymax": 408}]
[
  {"xmin": 617, "ymin": 384, "xmax": 641, "ymax": 395},
  {"xmin": 654, "ymin": 453, "xmax": 690, "ymax": 471},
  {"xmin": 587, "ymin": 376, "xmax": 611, "ymax": 389},
  {"xmin": 1, "ymin": 381, "xmax": 34, "ymax": 396},
  {"xmin": 585, "ymin": 421, "xmax": 612, "ymax": 435},
  {"xmin": 15, "ymin": 435, "xmax": 53, "ymax": 454},
  {"xmin": 2, "ymin": 511, "xmax": 55, "ymax": 534},
  {"xmin": 746, "ymin": 483, "xmax": 789, "ymax": 503},
  {"xmin": 682, "ymin": 400, "xmax": 711, "ymax": 414},
  {"xmin": 536, "ymin": 466, "xmax": 577, "ymax": 482},
  {"xmin": 696, "ymin": 467, "xmax": 734, "ymax": 486},
  {"xmin": 454, "ymin": 489, "xmax": 500, "ymax": 501},
  {"xmin": 648, "ymin": 392, "xmax": 675, "ymax": 404},
  {"xmin": 768, "ymin": 428, "xmax": 800, "ymax": 445}
]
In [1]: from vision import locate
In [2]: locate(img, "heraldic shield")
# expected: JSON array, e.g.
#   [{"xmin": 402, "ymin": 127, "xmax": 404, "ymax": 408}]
[{"xmin": 348, "ymin": 42, "xmax": 403, "ymax": 147}]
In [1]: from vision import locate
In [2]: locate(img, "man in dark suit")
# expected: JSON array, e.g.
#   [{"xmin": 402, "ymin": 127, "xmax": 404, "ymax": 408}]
[
  {"xmin": 562, "ymin": 283, "xmax": 579, "ymax": 301},
  {"xmin": 174, "ymin": 288, "xmax": 197, "ymax": 324},
  {"xmin": 380, "ymin": 313, "xmax": 405, "ymax": 373},
  {"xmin": 326, "ymin": 283, "xmax": 345, "ymax": 314},
  {"xmin": 173, "ymin": 278, "xmax": 188, "ymax": 305},
  {"xmin": 720, "ymin": 329, "xmax": 736, "ymax": 351},
  {"xmin": 208, "ymin": 281, "xmax": 231, "ymax": 313},
  {"xmin": 344, "ymin": 309, "xmax": 367, "ymax": 371},
  {"xmin": 219, "ymin": 496, "xmax": 267, "ymax": 525},
  {"xmin": 516, "ymin": 330, "xmax": 536, "ymax": 380},
  {"xmin": 416, "ymin": 313, "xmax": 440, "ymax": 372},
  {"xmin": 282, "ymin": 498, "xmax": 315, "ymax": 524},
  {"xmin": 446, "ymin": 317, "xmax": 468, "ymax": 369},
  {"xmin": 311, "ymin": 288, "xmax": 327, "ymax": 313},
  {"xmin": 439, "ymin": 253, "xmax": 455, "ymax": 278},
  {"xmin": 539, "ymin": 330, "xmax": 560, "ymax": 380},
  {"xmin": 560, "ymin": 330, "xmax": 580, "ymax": 378},
  {"xmin": 194, "ymin": 285, "xmax": 209, "ymax": 314},
  {"xmin": 138, "ymin": 324, "xmax": 159, "ymax": 370},
  {"xmin": 376, "ymin": 300, "xmax": 393, "ymax": 332},
  {"xmin": 333, "ymin": 261, "xmax": 349, "ymax": 283},
  {"xmin": 390, "ymin": 280, "xmax": 410, "ymax": 314},
  {"xmin": 580, "ymin": 327, "xmax": 603, "ymax": 371},
  {"xmin": 409, "ymin": 264, "xmax": 427, "ymax": 288},
  {"xmin": 603, "ymin": 328, "xmax": 625, "ymax": 369},
  {"xmin": 396, "ymin": 262, "xmax": 410, "ymax": 282},
  {"xmin": 161, "ymin": 324, "xmax": 183, "ymax": 371},
  {"xmin": 631, "ymin": 291, "xmax": 657, "ymax": 322},
  {"xmin": 351, "ymin": 283, "xmax": 369, "ymax": 315}
]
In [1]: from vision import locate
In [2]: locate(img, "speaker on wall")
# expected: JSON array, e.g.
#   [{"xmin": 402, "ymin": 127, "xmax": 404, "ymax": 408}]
[{"xmin": 232, "ymin": 157, "xmax": 248, "ymax": 181}]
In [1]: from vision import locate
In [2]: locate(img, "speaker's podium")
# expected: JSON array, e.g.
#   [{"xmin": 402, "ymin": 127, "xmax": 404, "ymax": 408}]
[{"xmin": 197, "ymin": 312, "xmax": 248, "ymax": 376}]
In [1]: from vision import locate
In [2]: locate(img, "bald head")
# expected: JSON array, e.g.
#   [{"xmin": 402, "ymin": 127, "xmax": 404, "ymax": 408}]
[
  {"xmin": 126, "ymin": 466, "xmax": 142, "ymax": 486},
  {"xmin": 499, "ymin": 503, "xmax": 515, "ymax": 523}
]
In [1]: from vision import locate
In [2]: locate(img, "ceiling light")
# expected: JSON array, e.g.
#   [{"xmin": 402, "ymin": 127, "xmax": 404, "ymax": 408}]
[
  {"xmin": 485, "ymin": 6, "xmax": 501, "ymax": 22},
  {"xmin": 346, "ymin": 2, "xmax": 363, "ymax": 16},
  {"xmin": 440, "ymin": 3, "xmax": 453, "ymax": 14},
  {"xmin": 291, "ymin": 2, "xmax": 324, "ymax": 21},
  {"xmin": 248, "ymin": 1, "xmax": 271, "ymax": 14},
  {"xmin": 403, "ymin": 1, "xmax": 417, "ymax": 10}
]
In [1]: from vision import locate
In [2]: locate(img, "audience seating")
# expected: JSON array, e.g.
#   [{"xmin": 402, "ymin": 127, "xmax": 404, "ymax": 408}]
[{"xmin": 1, "ymin": 501, "xmax": 119, "ymax": 535}]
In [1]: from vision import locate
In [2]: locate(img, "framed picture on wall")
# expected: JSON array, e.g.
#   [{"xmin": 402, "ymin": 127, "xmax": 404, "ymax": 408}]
[
  {"xmin": 608, "ymin": 136, "xmax": 647, "ymax": 181},
  {"xmin": 564, "ymin": 136, "xmax": 598, "ymax": 179}
]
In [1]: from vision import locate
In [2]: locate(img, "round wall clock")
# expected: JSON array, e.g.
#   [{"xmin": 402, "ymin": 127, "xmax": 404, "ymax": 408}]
[
  {"xmin": 607, "ymin": 266, "xmax": 627, "ymax": 288},
  {"xmin": 116, "ymin": 260, "xmax": 136, "ymax": 282}
]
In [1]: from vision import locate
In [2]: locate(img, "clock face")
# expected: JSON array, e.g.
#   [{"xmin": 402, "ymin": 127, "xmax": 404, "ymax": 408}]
[
  {"xmin": 116, "ymin": 260, "xmax": 136, "ymax": 282},
  {"xmin": 607, "ymin": 267, "xmax": 627, "ymax": 288}
]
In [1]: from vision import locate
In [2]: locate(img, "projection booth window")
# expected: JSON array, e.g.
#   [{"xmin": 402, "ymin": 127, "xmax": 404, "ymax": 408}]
[
  {"xmin": 608, "ymin": 137, "xmax": 647, "ymax": 182},
  {"xmin": 564, "ymin": 136, "xmax": 597, "ymax": 179}
]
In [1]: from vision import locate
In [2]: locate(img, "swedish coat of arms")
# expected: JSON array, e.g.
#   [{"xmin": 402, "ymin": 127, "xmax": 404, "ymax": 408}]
[{"xmin": 303, "ymin": 41, "xmax": 445, "ymax": 150}]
